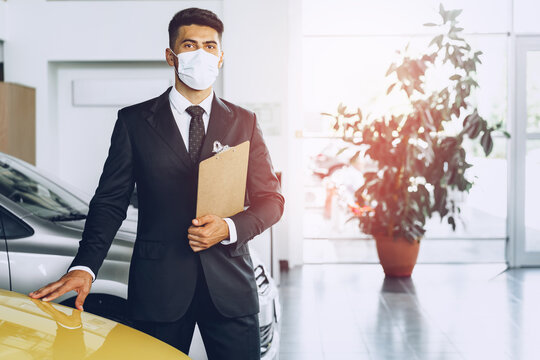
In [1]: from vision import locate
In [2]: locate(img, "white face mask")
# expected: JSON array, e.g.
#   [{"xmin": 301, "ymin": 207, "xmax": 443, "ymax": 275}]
[{"xmin": 170, "ymin": 48, "xmax": 220, "ymax": 91}]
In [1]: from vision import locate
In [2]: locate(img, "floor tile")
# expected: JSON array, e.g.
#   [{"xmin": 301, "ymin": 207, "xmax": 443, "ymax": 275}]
[{"xmin": 277, "ymin": 265, "xmax": 540, "ymax": 359}]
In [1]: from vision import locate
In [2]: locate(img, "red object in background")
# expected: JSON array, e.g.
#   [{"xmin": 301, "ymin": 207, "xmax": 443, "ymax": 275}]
[
  {"xmin": 324, "ymin": 184, "xmax": 336, "ymax": 219},
  {"xmin": 311, "ymin": 153, "xmax": 346, "ymax": 179}
]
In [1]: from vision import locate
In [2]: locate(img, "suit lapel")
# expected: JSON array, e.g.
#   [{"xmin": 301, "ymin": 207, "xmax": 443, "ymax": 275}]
[
  {"xmin": 145, "ymin": 87, "xmax": 233, "ymax": 169},
  {"xmin": 145, "ymin": 87, "xmax": 193, "ymax": 170},
  {"xmin": 199, "ymin": 94, "xmax": 234, "ymax": 162}
]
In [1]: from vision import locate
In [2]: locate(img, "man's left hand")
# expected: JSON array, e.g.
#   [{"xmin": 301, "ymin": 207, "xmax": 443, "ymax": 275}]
[{"xmin": 188, "ymin": 214, "xmax": 230, "ymax": 252}]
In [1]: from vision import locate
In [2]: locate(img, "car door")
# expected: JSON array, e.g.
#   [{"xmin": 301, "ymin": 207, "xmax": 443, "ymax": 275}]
[
  {"xmin": 0, "ymin": 206, "xmax": 35, "ymax": 292},
  {"xmin": 0, "ymin": 207, "xmax": 16, "ymax": 289}
]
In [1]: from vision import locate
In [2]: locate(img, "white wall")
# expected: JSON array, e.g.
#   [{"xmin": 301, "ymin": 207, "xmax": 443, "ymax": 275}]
[
  {"xmin": 514, "ymin": 0, "xmax": 540, "ymax": 34},
  {"xmin": 0, "ymin": 1, "xmax": 6, "ymax": 41},
  {"xmin": 285, "ymin": 0, "xmax": 304, "ymax": 269},
  {"xmin": 221, "ymin": 0, "xmax": 301, "ymax": 268},
  {"xmin": 4, "ymin": 0, "xmax": 221, "ymax": 171},
  {"xmin": 4, "ymin": 0, "xmax": 301, "ymax": 267}
]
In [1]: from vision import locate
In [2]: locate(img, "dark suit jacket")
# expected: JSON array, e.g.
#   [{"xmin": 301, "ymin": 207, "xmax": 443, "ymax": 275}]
[{"xmin": 69, "ymin": 86, "xmax": 284, "ymax": 322}]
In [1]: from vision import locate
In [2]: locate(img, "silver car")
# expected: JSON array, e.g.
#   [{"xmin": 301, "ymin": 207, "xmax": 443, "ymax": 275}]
[{"xmin": 0, "ymin": 152, "xmax": 281, "ymax": 360}]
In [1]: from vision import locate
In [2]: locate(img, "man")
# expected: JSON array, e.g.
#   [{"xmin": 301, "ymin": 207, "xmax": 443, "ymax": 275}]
[{"xmin": 29, "ymin": 7, "xmax": 284, "ymax": 360}]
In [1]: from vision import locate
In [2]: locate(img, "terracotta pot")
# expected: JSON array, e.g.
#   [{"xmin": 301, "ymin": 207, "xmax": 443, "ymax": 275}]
[{"xmin": 374, "ymin": 235, "xmax": 420, "ymax": 277}]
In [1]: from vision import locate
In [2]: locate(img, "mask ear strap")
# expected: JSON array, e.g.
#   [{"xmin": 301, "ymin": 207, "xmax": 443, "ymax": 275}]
[
  {"xmin": 169, "ymin": 49, "xmax": 182, "ymax": 81},
  {"xmin": 169, "ymin": 48, "xmax": 179, "ymax": 69}
]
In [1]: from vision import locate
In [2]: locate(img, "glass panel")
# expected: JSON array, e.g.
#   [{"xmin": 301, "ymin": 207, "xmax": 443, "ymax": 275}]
[
  {"xmin": 525, "ymin": 140, "xmax": 540, "ymax": 252},
  {"xmin": 514, "ymin": 0, "xmax": 540, "ymax": 34},
  {"xmin": 302, "ymin": 137, "xmax": 508, "ymax": 238},
  {"xmin": 301, "ymin": 34, "xmax": 508, "ymax": 263},
  {"xmin": 303, "ymin": 238, "xmax": 505, "ymax": 263},
  {"xmin": 526, "ymin": 51, "xmax": 540, "ymax": 133},
  {"xmin": 303, "ymin": 0, "xmax": 510, "ymax": 36},
  {"xmin": 0, "ymin": 208, "xmax": 34, "ymax": 239},
  {"xmin": 302, "ymin": 35, "xmax": 507, "ymax": 135},
  {"xmin": 0, "ymin": 157, "xmax": 89, "ymax": 220}
]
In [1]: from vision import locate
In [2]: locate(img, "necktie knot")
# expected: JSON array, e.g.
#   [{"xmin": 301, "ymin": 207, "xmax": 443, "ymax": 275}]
[{"xmin": 186, "ymin": 105, "xmax": 205, "ymax": 118}]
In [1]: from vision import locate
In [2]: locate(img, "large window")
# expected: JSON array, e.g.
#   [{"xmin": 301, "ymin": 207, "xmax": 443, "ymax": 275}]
[{"xmin": 301, "ymin": 0, "xmax": 510, "ymax": 263}]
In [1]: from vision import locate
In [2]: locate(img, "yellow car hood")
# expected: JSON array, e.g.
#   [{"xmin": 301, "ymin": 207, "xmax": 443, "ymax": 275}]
[{"xmin": 0, "ymin": 289, "xmax": 190, "ymax": 359}]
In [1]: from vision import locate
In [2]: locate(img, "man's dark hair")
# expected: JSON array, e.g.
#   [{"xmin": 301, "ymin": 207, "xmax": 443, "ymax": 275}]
[{"xmin": 168, "ymin": 8, "xmax": 224, "ymax": 49}]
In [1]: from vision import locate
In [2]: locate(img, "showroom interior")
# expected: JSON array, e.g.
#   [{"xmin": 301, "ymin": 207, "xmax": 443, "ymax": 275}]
[{"xmin": 1, "ymin": 0, "xmax": 540, "ymax": 359}]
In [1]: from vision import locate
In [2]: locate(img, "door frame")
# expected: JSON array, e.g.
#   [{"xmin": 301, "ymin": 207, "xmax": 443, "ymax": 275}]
[{"xmin": 508, "ymin": 35, "xmax": 540, "ymax": 267}]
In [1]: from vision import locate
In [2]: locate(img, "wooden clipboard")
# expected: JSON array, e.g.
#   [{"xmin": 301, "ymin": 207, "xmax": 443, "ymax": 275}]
[{"xmin": 196, "ymin": 141, "xmax": 250, "ymax": 218}]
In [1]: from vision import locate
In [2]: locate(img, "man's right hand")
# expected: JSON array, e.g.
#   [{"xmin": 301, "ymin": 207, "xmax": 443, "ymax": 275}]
[{"xmin": 28, "ymin": 270, "xmax": 93, "ymax": 311}]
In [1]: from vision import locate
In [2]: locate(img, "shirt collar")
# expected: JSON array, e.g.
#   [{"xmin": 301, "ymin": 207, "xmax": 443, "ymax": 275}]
[{"xmin": 169, "ymin": 86, "xmax": 214, "ymax": 117}]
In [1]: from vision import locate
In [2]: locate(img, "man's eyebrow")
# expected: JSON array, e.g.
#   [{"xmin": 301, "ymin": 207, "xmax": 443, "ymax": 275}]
[{"xmin": 181, "ymin": 39, "xmax": 218, "ymax": 45}]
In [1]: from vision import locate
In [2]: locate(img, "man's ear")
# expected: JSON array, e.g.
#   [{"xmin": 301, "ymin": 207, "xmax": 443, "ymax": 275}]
[
  {"xmin": 165, "ymin": 48, "xmax": 176, "ymax": 67},
  {"xmin": 218, "ymin": 51, "xmax": 224, "ymax": 69}
]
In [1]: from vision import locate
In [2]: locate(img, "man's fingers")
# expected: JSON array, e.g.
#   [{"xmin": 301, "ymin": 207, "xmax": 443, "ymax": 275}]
[
  {"xmin": 187, "ymin": 226, "xmax": 203, "ymax": 236},
  {"xmin": 189, "ymin": 235, "xmax": 208, "ymax": 251},
  {"xmin": 189, "ymin": 237, "xmax": 207, "ymax": 248},
  {"xmin": 188, "ymin": 233, "xmax": 206, "ymax": 243},
  {"xmin": 75, "ymin": 291, "xmax": 89, "ymax": 311},
  {"xmin": 42, "ymin": 283, "xmax": 73, "ymax": 302},
  {"xmin": 29, "ymin": 280, "xmax": 64, "ymax": 299},
  {"xmin": 190, "ymin": 244, "xmax": 206, "ymax": 252},
  {"xmin": 192, "ymin": 214, "xmax": 214, "ymax": 226},
  {"xmin": 188, "ymin": 226, "xmax": 210, "ymax": 238}
]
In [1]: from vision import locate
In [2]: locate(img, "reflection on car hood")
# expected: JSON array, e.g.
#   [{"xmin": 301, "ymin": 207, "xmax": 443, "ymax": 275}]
[{"xmin": 0, "ymin": 289, "xmax": 190, "ymax": 359}]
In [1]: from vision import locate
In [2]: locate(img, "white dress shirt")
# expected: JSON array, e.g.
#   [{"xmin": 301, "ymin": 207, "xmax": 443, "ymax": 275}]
[{"xmin": 69, "ymin": 87, "xmax": 238, "ymax": 282}]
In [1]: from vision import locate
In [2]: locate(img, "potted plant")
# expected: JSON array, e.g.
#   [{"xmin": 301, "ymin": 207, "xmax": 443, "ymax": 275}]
[{"xmin": 323, "ymin": 5, "xmax": 509, "ymax": 277}]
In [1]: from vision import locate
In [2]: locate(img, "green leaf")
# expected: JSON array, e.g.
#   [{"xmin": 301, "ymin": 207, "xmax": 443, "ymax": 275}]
[
  {"xmin": 448, "ymin": 216, "xmax": 456, "ymax": 231},
  {"xmin": 429, "ymin": 34, "xmax": 444, "ymax": 48},
  {"xmin": 448, "ymin": 32, "xmax": 464, "ymax": 41},
  {"xmin": 345, "ymin": 215, "xmax": 359, "ymax": 224},
  {"xmin": 386, "ymin": 63, "xmax": 396, "ymax": 76},
  {"xmin": 465, "ymin": 78, "xmax": 479, "ymax": 87},
  {"xmin": 480, "ymin": 130, "xmax": 494, "ymax": 156},
  {"xmin": 448, "ymin": 9, "xmax": 463, "ymax": 21},
  {"xmin": 423, "ymin": 22, "xmax": 438, "ymax": 27},
  {"xmin": 336, "ymin": 147, "xmax": 348, "ymax": 156},
  {"xmin": 449, "ymin": 74, "xmax": 461, "ymax": 81},
  {"xmin": 350, "ymin": 150, "xmax": 361, "ymax": 163},
  {"xmin": 468, "ymin": 121, "xmax": 481, "ymax": 139},
  {"xmin": 439, "ymin": 3, "xmax": 446, "ymax": 19}
]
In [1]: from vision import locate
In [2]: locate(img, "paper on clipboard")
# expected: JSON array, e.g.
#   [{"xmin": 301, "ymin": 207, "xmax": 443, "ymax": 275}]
[{"xmin": 196, "ymin": 140, "xmax": 250, "ymax": 218}]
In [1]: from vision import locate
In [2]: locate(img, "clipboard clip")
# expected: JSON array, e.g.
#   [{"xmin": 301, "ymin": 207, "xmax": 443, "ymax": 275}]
[{"xmin": 212, "ymin": 140, "xmax": 231, "ymax": 154}]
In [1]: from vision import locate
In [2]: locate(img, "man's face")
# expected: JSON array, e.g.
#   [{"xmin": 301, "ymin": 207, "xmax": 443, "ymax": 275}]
[{"xmin": 166, "ymin": 24, "xmax": 224, "ymax": 69}]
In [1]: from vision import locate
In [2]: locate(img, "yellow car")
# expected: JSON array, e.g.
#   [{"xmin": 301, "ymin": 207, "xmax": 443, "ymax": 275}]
[{"xmin": 0, "ymin": 289, "xmax": 190, "ymax": 359}]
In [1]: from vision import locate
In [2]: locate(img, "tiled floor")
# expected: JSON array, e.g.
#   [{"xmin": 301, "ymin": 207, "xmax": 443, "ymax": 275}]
[{"xmin": 278, "ymin": 264, "xmax": 540, "ymax": 360}]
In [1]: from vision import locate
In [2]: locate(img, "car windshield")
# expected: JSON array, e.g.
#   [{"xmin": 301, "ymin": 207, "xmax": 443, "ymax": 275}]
[{"xmin": 0, "ymin": 157, "xmax": 89, "ymax": 221}]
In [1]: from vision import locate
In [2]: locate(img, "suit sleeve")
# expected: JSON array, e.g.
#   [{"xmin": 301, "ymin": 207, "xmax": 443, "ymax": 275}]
[
  {"xmin": 69, "ymin": 111, "xmax": 135, "ymax": 277},
  {"xmin": 229, "ymin": 113, "xmax": 285, "ymax": 250}
]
